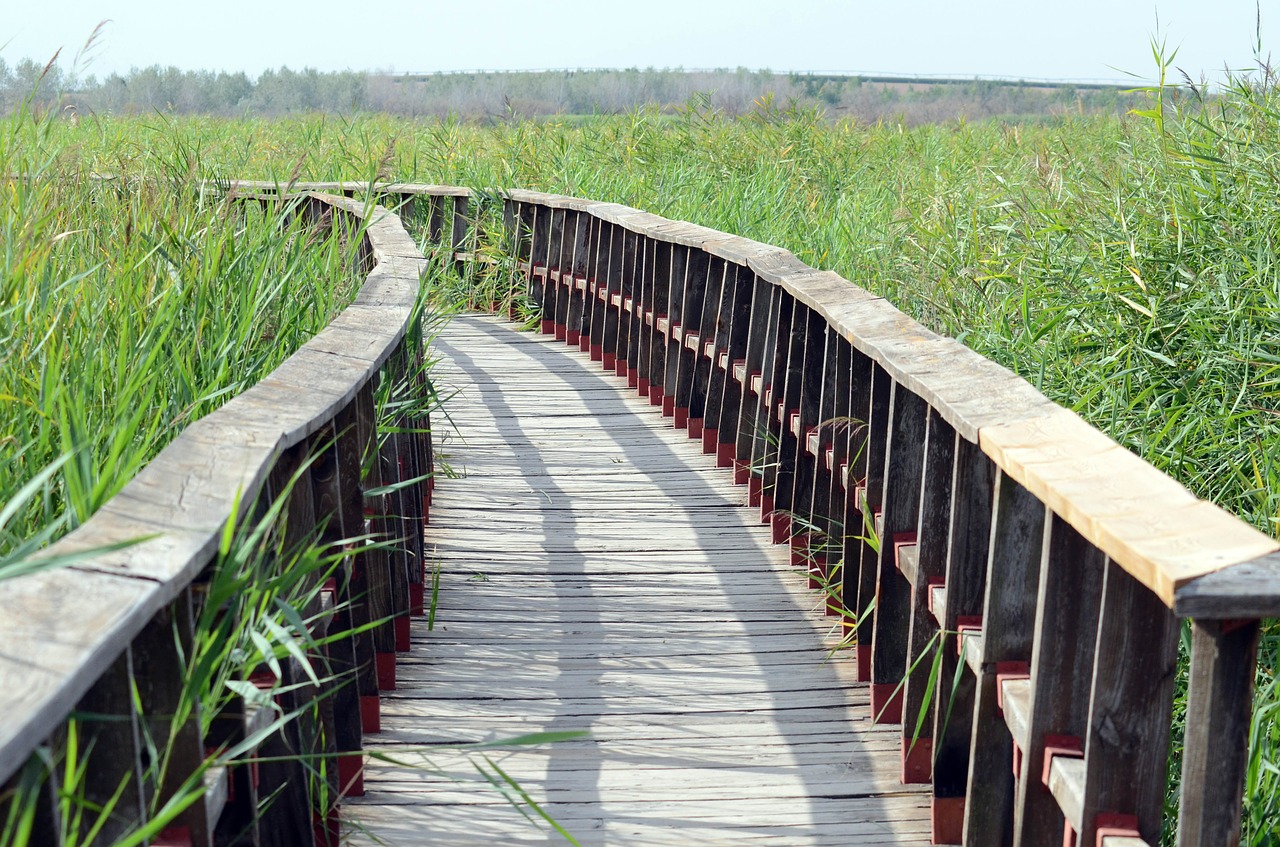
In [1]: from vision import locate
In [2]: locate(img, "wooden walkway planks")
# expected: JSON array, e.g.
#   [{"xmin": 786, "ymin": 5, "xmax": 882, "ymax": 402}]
[{"xmin": 344, "ymin": 314, "xmax": 931, "ymax": 847}]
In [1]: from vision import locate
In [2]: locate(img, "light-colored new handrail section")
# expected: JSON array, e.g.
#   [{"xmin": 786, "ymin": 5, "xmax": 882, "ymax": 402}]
[{"xmin": 0, "ymin": 188, "xmax": 439, "ymax": 845}]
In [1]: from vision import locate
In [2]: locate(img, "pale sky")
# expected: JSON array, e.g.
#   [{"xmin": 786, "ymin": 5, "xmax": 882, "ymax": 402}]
[{"xmin": 3, "ymin": 1, "xmax": 1275, "ymax": 84}]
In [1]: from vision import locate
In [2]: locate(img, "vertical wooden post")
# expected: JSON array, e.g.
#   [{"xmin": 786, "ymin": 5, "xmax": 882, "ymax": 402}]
[
  {"xmin": 587, "ymin": 216, "xmax": 610, "ymax": 362},
  {"xmin": 501, "ymin": 197, "xmax": 523, "ymax": 315},
  {"xmin": 1012, "ymin": 514, "xmax": 1105, "ymax": 846},
  {"xmin": 693, "ymin": 256, "xmax": 728, "ymax": 448},
  {"xmin": 768, "ymin": 296, "xmax": 807, "ymax": 544},
  {"xmin": 646, "ymin": 239, "xmax": 671, "ymax": 409},
  {"xmin": 426, "ymin": 195, "xmax": 445, "ymax": 247},
  {"xmin": 674, "ymin": 248, "xmax": 710, "ymax": 432},
  {"xmin": 450, "ymin": 193, "xmax": 470, "ymax": 278},
  {"xmin": 564, "ymin": 210, "xmax": 591, "ymax": 349},
  {"xmin": 355, "ymin": 378, "xmax": 395, "ymax": 723},
  {"xmin": 390, "ymin": 341, "xmax": 427, "ymax": 632},
  {"xmin": 620, "ymin": 229, "xmax": 642, "ymax": 382},
  {"xmin": 539, "ymin": 207, "xmax": 562, "ymax": 336},
  {"xmin": 550, "ymin": 209, "xmax": 571, "ymax": 341},
  {"xmin": 850, "ymin": 364, "xmax": 891, "ymax": 680},
  {"xmin": 869, "ymin": 381, "xmax": 928, "ymax": 724},
  {"xmin": 963, "ymin": 472, "xmax": 1044, "ymax": 847},
  {"xmin": 806, "ymin": 323, "xmax": 841, "ymax": 571},
  {"xmin": 899, "ymin": 408, "xmax": 955, "ymax": 782},
  {"xmin": 839, "ymin": 349, "xmax": 873, "ymax": 643},
  {"xmin": 132, "ymin": 590, "xmax": 213, "ymax": 847},
  {"xmin": 736, "ymin": 273, "xmax": 773, "ymax": 496},
  {"xmin": 527, "ymin": 204, "xmax": 550, "ymax": 326},
  {"xmin": 601, "ymin": 221, "xmax": 625, "ymax": 373},
  {"xmin": 758, "ymin": 289, "xmax": 793, "ymax": 531},
  {"xmin": 787, "ymin": 308, "xmax": 826, "ymax": 571},
  {"xmin": 931, "ymin": 436, "xmax": 995, "ymax": 844},
  {"xmin": 1176, "ymin": 618, "xmax": 1261, "ymax": 847},
  {"xmin": 633, "ymin": 236, "xmax": 656, "ymax": 398},
  {"xmin": 252, "ymin": 443, "xmax": 325, "ymax": 842},
  {"xmin": 822, "ymin": 339, "xmax": 854, "ymax": 618},
  {"xmin": 710, "ymin": 262, "xmax": 751, "ymax": 466},
  {"xmin": 75, "ymin": 651, "xmax": 148, "ymax": 844},
  {"xmin": 661, "ymin": 242, "xmax": 688, "ymax": 419},
  {"xmin": 1078, "ymin": 562, "xmax": 1179, "ymax": 846},
  {"xmin": 307, "ymin": 419, "xmax": 368, "ymax": 804}
]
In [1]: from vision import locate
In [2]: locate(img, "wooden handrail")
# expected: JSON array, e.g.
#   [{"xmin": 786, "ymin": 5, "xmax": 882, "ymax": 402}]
[
  {"xmin": 0, "ymin": 190, "xmax": 443, "ymax": 845},
  {"xmin": 499, "ymin": 188, "xmax": 1280, "ymax": 608},
  {"xmin": 216, "ymin": 181, "xmax": 1280, "ymax": 609}
]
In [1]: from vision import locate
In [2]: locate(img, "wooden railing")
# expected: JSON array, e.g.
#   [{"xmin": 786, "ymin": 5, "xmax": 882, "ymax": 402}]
[
  {"xmin": 494, "ymin": 188, "xmax": 1279, "ymax": 847},
  {"xmin": 0, "ymin": 190, "xmax": 446, "ymax": 846},
  {"xmin": 4, "ymin": 179, "xmax": 1276, "ymax": 847}
]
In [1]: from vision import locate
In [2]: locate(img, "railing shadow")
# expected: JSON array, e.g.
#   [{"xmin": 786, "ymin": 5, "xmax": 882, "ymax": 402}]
[{"xmin": 371, "ymin": 315, "xmax": 924, "ymax": 845}]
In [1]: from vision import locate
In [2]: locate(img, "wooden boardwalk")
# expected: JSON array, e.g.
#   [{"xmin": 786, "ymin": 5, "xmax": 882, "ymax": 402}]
[{"xmin": 345, "ymin": 314, "xmax": 931, "ymax": 846}]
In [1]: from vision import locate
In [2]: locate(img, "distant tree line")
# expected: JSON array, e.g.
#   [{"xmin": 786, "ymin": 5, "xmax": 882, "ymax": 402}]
[{"xmin": 0, "ymin": 58, "xmax": 1146, "ymax": 124}]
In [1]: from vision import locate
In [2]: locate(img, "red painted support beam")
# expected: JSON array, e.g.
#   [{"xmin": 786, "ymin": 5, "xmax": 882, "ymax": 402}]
[
  {"xmin": 360, "ymin": 694, "xmax": 381, "ymax": 733},
  {"xmin": 931, "ymin": 797, "xmax": 965, "ymax": 846},
  {"xmin": 902, "ymin": 737, "xmax": 933, "ymax": 784},
  {"xmin": 871, "ymin": 683, "xmax": 904, "ymax": 724},
  {"xmin": 394, "ymin": 616, "xmax": 411, "ymax": 653},
  {"xmin": 375, "ymin": 652, "xmax": 396, "ymax": 691},
  {"xmin": 701, "ymin": 427, "xmax": 718, "ymax": 454}
]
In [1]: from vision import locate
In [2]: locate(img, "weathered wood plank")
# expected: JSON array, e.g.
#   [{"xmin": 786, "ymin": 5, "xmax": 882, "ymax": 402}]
[
  {"xmin": 1176, "ymin": 618, "xmax": 1260, "ymax": 847},
  {"xmin": 979, "ymin": 407, "xmax": 1279, "ymax": 607}
]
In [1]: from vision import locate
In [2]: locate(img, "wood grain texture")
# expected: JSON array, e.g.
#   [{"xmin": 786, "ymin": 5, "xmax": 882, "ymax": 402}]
[
  {"xmin": 900, "ymin": 410, "xmax": 955, "ymax": 773},
  {"xmin": 1174, "ymin": 552, "xmax": 1280, "ymax": 617},
  {"xmin": 1176, "ymin": 619, "xmax": 1259, "ymax": 847},
  {"xmin": 1079, "ymin": 562, "xmax": 1179, "ymax": 845},
  {"xmin": 979, "ymin": 406, "xmax": 1279, "ymax": 607},
  {"xmin": 870, "ymin": 383, "xmax": 929, "ymax": 697},
  {"xmin": 962, "ymin": 473, "xmax": 1045, "ymax": 847},
  {"xmin": 152, "ymin": 183, "xmax": 1280, "ymax": 627},
  {"xmin": 345, "ymin": 315, "xmax": 931, "ymax": 846},
  {"xmin": 1013, "ymin": 514, "xmax": 1105, "ymax": 847},
  {"xmin": 929, "ymin": 434, "xmax": 994, "ymax": 811},
  {"xmin": 515, "ymin": 193, "xmax": 1275, "ymax": 620}
]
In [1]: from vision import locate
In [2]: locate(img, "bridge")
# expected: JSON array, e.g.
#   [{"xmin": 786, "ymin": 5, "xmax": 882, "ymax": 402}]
[{"xmin": 1, "ymin": 183, "xmax": 1276, "ymax": 847}]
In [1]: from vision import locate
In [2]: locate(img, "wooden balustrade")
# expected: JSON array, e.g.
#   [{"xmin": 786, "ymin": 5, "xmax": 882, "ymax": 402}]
[
  {"xmin": 0, "ymin": 189, "xmax": 445, "ymax": 846},
  {"xmin": 3, "ymin": 176, "xmax": 1275, "ymax": 847},
  {"xmin": 497, "ymin": 187, "xmax": 1280, "ymax": 847}
]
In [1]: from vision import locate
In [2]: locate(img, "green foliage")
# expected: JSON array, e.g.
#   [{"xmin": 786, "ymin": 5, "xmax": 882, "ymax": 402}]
[
  {"xmin": 3, "ymin": 42, "xmax": 1279, "ymax": 843},
  {"xmin": 2, "ymin": 56, "xmax": 1143, "ymax": 122},
  {"xmin": 0, "ymin": 118, "xmax": 362, "ymax": 567}
]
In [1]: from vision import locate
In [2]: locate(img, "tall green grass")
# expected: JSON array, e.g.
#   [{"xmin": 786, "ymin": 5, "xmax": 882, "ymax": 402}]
[
  {"xmin": 37, "ymin": 77, "xmax": 1275, "ymax": 538},
  {"xmin": 4, "ymin": 47, "xmax": 1278, "ymax": 843},
  {"xmin": 0, "ymin": 113, "xmax": 363, "ymax": 568}
]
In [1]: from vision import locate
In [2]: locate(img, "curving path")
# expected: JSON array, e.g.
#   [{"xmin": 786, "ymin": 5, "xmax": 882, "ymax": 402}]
[{"xmin": 343, "ymin": 315, "xmax": 931, "ymax": 846}]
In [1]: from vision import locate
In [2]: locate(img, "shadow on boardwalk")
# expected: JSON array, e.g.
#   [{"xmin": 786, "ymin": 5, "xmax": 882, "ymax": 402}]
[{"xmin": 343, "ymin": 315, "xmax": 930, "ymax": 846}]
